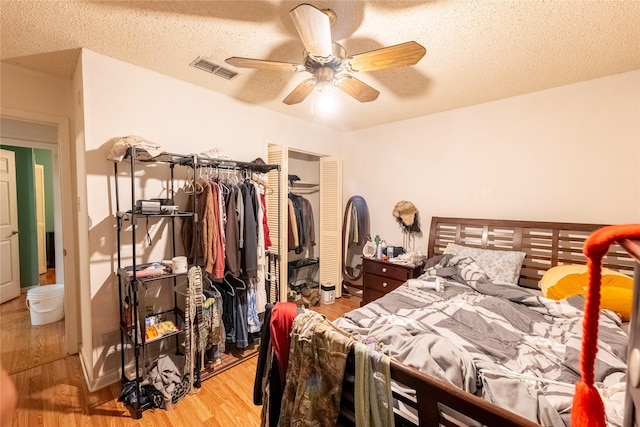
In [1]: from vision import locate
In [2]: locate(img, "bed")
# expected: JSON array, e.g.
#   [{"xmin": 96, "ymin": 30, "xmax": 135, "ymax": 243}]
[
  {"xmin": 263, "ymin": 216, "xmax": 636, "ymax": 427},
  {"xmin": 255, "ymin": 217, "xmax": 636, "ymax": 426},
  {"xmin": 324, "ymin": 217, "xmax": 637, "ymax": 427}
]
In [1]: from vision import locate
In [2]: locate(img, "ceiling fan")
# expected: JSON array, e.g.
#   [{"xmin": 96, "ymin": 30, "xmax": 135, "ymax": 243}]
[{"xmin": 225, "ymin": 3, "xmax": 426, "ymax": 105}]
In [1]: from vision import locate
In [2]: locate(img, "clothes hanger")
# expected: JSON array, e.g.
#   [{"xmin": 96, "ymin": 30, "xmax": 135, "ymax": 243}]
[
  {"xmin": 243, "ymin": 168, "xmax": 252, "ymax": 183},
  {"xmin": 203, "ymin": 274, "xmax": 213, "ymax": 290},
  {"xmin": 224, "ymin": 271, "xmax": 246, "ymax": 291},
  {"xmin": 183, "ymin": 168, "xmax": 196, "ymax": 194},
  {"xmin": 217, "ymin": 274, "xmax": 236, "ymax": 296},
  {"xmin": 251, "ymin": 172, "xmax": 273, "ymax": 195},
  {"xmin": 203, "ymin": 275, "xmax": 223, "ymax": 300},
  {"xmin": 215, "ymin": 167, "xmax": 231, "ymax": 195},
  {"xmin": 233, "ymin": 276, "xmax": 247, "ymax": 290}
]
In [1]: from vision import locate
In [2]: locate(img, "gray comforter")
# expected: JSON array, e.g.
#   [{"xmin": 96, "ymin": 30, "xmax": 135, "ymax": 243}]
[{"xmin": 334, "ymin": 254, "xmax": 628, "ymax": 426}]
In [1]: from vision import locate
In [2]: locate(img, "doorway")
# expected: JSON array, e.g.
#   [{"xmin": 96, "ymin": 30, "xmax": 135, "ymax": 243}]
[{"xmin": 0, "ymin": 118, "xmax": 68, "ymax": 374}]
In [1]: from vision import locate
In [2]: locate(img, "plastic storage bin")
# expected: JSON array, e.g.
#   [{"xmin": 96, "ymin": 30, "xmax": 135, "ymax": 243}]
[{"xmin": 26, "ymin": 284, "xmax": 64, "ymax": 326}]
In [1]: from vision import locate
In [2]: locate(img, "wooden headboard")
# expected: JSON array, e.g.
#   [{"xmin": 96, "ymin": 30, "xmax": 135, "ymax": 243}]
[{"xmin": 428, "ymin": 217, "xmax": 636, "ymax": 289}]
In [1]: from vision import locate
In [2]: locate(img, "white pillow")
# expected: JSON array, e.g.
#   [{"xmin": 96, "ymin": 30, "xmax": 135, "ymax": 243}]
[{"xmin": 444, "ymin": 243, "xmax": 526, "ymax": 286}]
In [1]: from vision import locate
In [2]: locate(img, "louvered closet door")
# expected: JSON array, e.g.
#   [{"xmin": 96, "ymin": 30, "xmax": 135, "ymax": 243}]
[
  {"xmin": 319, "ymin": 157, "xmax": 342, "ymax": 297},
  {"xmin": 267, "ymin": 144, "xmax": 288, "ymax": 302}
]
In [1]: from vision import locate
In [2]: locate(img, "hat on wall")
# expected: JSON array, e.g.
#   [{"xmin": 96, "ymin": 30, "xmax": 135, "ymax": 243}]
[
  {"xmin": 392, "ymin": 201, "xmax": 421, "ymax": 234},
  {"xmin": 392, "ymin": 201, "xmax": 417, "ymax": 226},
  {"xmin": 572, "ymin": 224, "xmax": 640, "ymax": 427}
]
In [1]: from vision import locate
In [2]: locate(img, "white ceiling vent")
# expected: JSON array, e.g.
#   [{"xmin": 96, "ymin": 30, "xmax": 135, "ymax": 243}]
[{"xmin": 191, "ymin": 57, "xmax": 238, "ymax": 80}]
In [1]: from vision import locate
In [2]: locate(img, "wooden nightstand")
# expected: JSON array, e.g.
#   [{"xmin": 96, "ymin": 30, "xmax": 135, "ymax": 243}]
[{"xmin": 362, "ymin": 257, "xmax": 425, "ymax": 305}]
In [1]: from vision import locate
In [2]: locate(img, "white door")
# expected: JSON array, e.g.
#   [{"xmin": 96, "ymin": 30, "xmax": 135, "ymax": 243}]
[
  {"xmin": 35, "ymin": 164, "xmax": 47, "ymax": 274},
  {"xmin": 0, "ymin": 149, "xmax": 21, "ymax": 303},
  {"xmin": 319, "ymin": 157, "xmax": 342, "ymax": 297},
  {"xmin": 267, "ymin": 144, "xmax": 289, "ymax": 302}
]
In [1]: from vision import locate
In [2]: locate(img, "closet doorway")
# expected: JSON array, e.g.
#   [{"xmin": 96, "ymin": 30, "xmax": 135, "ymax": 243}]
[
  {"xmin": 0, "ymin": 117, "xmax": 69, "ymax": 374},
  {"xmin": 267, "ymin": 144, "xmax": 342, "ymax": 303}
]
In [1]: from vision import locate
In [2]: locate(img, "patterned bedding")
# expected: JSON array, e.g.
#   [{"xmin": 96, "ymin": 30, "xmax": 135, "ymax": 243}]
[{"xmin": 333, "ymin": 254, "xmax": 628, "ymax": 426}]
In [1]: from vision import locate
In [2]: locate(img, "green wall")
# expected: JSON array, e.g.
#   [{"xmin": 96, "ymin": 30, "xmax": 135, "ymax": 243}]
[
  {"xmin": 1, "ymin": 145, "xmax": 39, "ymax": 287},
  {"xmin": 34, "ymin": 149, "xmax": 54, "ymax": 232}
]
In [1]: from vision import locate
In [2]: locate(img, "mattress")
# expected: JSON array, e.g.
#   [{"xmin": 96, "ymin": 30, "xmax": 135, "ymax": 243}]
[{"xmin": 334, "ymin": 254, "xmax": 628, "ymax": 426}]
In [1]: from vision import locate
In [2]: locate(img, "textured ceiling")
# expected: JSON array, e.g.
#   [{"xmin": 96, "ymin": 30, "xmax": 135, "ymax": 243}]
[{"xmin": 1, "ymin": 1, "xmax": 639, "ymax": 131}]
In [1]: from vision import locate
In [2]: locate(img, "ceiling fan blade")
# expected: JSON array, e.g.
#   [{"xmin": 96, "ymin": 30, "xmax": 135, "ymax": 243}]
[
  {"xmin": 289, "ymin": 4, "xmax": 333, "ymax": 60},
  {"xmin": 343, "ymin": 41, "xmax": 426, "ymax": 72},
  {"xmin": 336, "ymin": 75, "xmax": 380, "ymax": 103},
  {"xmin": 225, "ymin": 57, "xmax": 304, "ymax": 72},
  {"xmin": 283, "ymin": 79, "xmax": 316, "ymax": 105}
]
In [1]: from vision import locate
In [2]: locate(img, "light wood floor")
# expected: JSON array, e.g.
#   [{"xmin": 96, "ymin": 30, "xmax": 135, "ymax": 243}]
[
  {"xmin": 39, "ymin": 268, "xmax": 57, "ymax": 286},
  {"xmin": 1, "ymin": 270, "xmax": 66, "ymax": 375},
  {"xmin": 7, "ymin": 295, "xmax": 362, "ymax": 427}
]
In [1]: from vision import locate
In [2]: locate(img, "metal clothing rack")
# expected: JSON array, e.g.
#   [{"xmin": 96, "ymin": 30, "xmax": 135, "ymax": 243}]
[
  {"xmin": 114, "ymin": 147, "xmax": 194, "ymax": 418},
  {"xmin": 114, "ymin": 146, "xmax": 281, "ymax": 419}
]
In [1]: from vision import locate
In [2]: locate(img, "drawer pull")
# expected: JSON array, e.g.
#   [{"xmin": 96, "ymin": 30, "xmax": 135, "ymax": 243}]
[
  {"xmin": 383, "ymin": 282, "xmax": 388, "ymax": 288},
  {"xmin": 382, "ymin": 268, "xmax": 387, "ymax": 273}
]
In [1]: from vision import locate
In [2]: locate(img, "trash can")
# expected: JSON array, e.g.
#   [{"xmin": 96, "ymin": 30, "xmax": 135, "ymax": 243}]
[{"xmin": 321, "ymin": 283, "xmax": 335, "ymax": 305}]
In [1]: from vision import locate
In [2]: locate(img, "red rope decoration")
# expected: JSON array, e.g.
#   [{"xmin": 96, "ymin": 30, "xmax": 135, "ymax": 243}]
[{"xmin": 573, "ymin": 224, "xmax": 640, "ymax": 427}]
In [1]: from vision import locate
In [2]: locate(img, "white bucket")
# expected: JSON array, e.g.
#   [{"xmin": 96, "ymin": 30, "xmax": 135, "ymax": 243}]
[{"xmin": 26, "ymin": 284, "xmax": 65, "ymax": 326}]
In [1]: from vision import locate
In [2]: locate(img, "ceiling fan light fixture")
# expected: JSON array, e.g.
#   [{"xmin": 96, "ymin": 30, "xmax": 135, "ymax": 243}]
[
  {"xmin": 313, "ymin": 88, "xmax": 339, "ymax": 115},
  {"xmin": 225, "ymin": 4, "xmax": 426, "ymax": 106},
  {"xmin": 314, "ymin": 80, "xmax": 334, "ymax": 94}
]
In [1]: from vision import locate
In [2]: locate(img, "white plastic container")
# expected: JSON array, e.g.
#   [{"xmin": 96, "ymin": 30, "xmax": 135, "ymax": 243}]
[
  {"xmin": 321, "ymin": 284, "xmax": 336, "ymax": 305},
  {"xmin": 172, "ymin": 256, "xmax": 188, "ymax": 274},
  {"xmin": 26, "ymin": 284, "xmax": 65, "ymax": 326}
]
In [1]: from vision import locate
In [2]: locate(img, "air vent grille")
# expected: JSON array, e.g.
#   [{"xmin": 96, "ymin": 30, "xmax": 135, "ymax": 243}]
[
  {"xmin": 214, "ymin": 67, "xmax": 238, "ymax": 80},
  {"xmin": 191, "ymin": 57, "xmax": 238, "ymax": 80}
]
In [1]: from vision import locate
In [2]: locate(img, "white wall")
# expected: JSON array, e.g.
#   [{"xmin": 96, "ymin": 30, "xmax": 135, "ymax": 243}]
[
  {"xmin": 78, "ymin": 49, "xmax": 342, "ymax": 388},
  {"xmin": 1, "ymin": 63, "xmax": 81, "ymax": 356},
  {"xmin": 342, "ymin": 71, "xmax": 640, "ymax": 253},
  {"xmin": 1, "ymin": 63, "xmax": 73, "ymax": 118}
]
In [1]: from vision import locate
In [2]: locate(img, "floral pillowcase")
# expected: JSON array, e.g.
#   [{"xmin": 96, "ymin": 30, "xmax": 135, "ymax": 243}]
[{"xmin": 443, "ymin": 243, "xmax": 526, "ymax": 286}]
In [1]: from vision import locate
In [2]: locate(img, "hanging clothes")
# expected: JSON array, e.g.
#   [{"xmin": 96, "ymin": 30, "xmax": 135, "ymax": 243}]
[
  {"xmin": 291, "ymin": 194, "xmax": 305, "ymax": 253},
  {"xmin": 237, "ymin": 187, "xmax": 245, "ymax": 249},
  {"xmin": 347, "ymin": 195, "xmax": 370, "ymax": 246},
  {"xmin": 253, "ymin": 182, "xmax": 268, "ymax": 314},
  {"xmin": 202, "ymin": 285, "xmax": 224, "ymax": 365},
  {"xmin": 299, "ymin": 196, "xmax": 315, "ymax": 253},
  {"xmin": 197, "ymin": 178, "xmax": 220, "ymax": 276},
  {"xmin": 287, "ymin": 198, "xmax": 298, "ymax": 252},
  {"xmin": 179, "ymin": 164, "xmax": 280, "ymax": 355},
  {"xmin": 260, "ymin": 192, "xmax": 272, "ymax": 248},
  {"xmin": 224, "ymin": 183, "xmax": 241, "ymax": 277},
  {"xmin": 241, "ymin": 181, "xmax": 259, "ymax": 279},
  {"xmin": 211, "ymin": 180, "xmax": 226, "ymax": 280},
  {"xmin": 287, "ymin": 193, "xmax": 315, "ymax": 255}
]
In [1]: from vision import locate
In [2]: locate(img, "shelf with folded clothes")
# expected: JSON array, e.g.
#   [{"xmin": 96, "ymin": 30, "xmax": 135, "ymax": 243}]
[
  {"xmin": 110, "ymin": 139, "xmax": 280, "ymax": 172},
  {"xmin": 177, "ymin": 153, "xmax": 280, "ymax": 173},
  {"xmin": 117, "ymin": 263, "xmax": 190, "ymax": 283},
  {"xmin": 116, "ymin": 145, "xmax": 191, "ymax": 164},
  {"xmin": 290, "ymin": 181, "xmax": 319, "ymax": 188},
  {"xmin": 116, "ymin": 210, "xmax": 195, "ymax": 220},
  {"xmin": 289, "ymin": 181, "xmax": 320, "ymax": 195}
]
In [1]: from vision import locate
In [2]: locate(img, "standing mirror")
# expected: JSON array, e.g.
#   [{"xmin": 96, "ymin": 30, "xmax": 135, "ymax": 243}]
[{"xmin": 342, "ymin": 196, "xmax": 370, "ymax": 291}]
